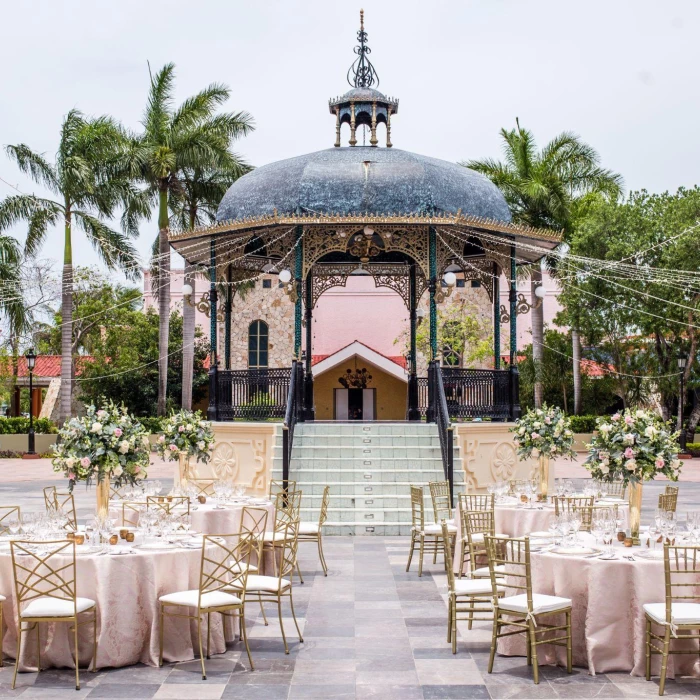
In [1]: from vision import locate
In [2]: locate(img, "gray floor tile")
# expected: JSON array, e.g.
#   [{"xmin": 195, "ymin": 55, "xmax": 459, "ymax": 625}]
[{"xmin": 421, "ymin": 685, "xmax": 490, "ymax": 699}]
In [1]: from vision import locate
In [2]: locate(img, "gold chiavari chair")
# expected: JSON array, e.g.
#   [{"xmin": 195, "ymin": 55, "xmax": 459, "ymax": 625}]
[
  {"xmin": 406, "ymin": 485, "xmax": 456, "ymax": 576},
  {"xmin": 553, "ymin": 496, "xmax": 594, "ymax": 530},
  {"xmin": 460, "ymin": 509, "xmax": 507, "ymax": 580},
  {"xmin": 110, "ymin": 484, "xmax": 127, "ymax": 500},
  {"xmin": 485, "ymin": 536, "xmax": 572, "ymax": 684},
  {"xmin": 11, "ymin": 539, "xmax": 97, "ymax": 690},
  {"xmin": 0, "ymin": 506, "xmax": 21, "ymax": 535},
  {"xmin": 605, "ymin": 481, "xmax": 626, "ymax": 499},
  {"xmin": 269, "ymin": 479, "xmax": 297, "ymax": 499},
  {"xmin": 121, "ymin": 501, "xmax": 148, "ymax": 528},
  {"xmin": 159, "ymin": 534, "xmax": 252, "ymax": 677},
  {"xmin": 43, "ymin": 489, "xmax": 77, "ymax": 531},
  {"xmin": 298, "ymin": 485, "xmax": 330, "ymax": 577},
  {"xmin": 226, "ymin": 521, "xmax": 303, "ymax": 655},
  {"xmin": 589, "ymin": 504, "xmax": 619, "ymax": 532},
  {"xmin": 664, "ymin": 485, "xmax": 679, "ymax": 497},
  {"xmin": 189, "ymin": 479, "xmax": 217, "ymax": 498},
  {"xmin": 658, "ymin": 493, "xmax": 678, "ymax": 514},
  {"xmin": 146, "ymin": 496, "xmax": 190, "ymax": 515},
  {"xmin": 238, "ymin": 507, "xmax": 269, "ymax": 574},
  {"xmin": 42, "ymin": 486, "xmax": 57, "ymax": 513},
  {"xmin": 429, "ymin": 481, "xmax": 453, "ymax": 523},
  {"xmin": 644, "ymin": 544, "xmax": 700, "ymax": 695},
  {"xmin": 442, "ymin": 520, "xmax": 503, "ymax": 652}
]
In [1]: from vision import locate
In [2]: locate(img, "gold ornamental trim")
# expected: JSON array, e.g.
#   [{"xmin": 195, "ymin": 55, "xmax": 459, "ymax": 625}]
[{"xmin": 168, "ymin": 210, "xmax": 562, "ymax": 245}]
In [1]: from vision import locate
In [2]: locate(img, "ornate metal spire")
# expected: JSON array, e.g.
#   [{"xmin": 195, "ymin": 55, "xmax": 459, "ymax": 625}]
[{"xmin": 347, "ymin": 9, "xmax": 379, "ymax": 88}]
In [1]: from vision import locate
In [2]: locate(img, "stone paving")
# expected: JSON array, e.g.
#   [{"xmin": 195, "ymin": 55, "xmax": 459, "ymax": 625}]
[{"xmin": 0, "ymin": 473, "xmax": 699, "ymax": 697}]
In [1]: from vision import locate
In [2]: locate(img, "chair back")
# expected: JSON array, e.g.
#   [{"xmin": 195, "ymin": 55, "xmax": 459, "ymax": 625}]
[
  {"xmin": 0, "ymin": 506, "xmax": 21, "ymax": 535},
  {"xmin": 42, "ymin": 487, "xmax": 77, "ymax": 530},
  {"xmin": 459, "ymin": 493, "xmax": 494, "ymax": 513},
  {"xmin": 665, "ymin": 485, "xmax": 680, "ymax": 497},
  {"xmin": 147, "ymin": 495, "xmax": 190, "ymax": 515},
  {"xmin": 661, "ymin": 544, "xmax": 700, "ymax": 626},
  {"xmin": 240, "ymin": 506, "xmax": 268, "ymax": 566},
  {"xmin": 409, "ymin": 485, "xmax": 425, "ymax": 530},
  {"xmin": 318, "ymin": 485, "xmax": 331, "ymax": 528},
  {"xmin": 553, "ymin": 496, "xmax": 593, "ymax": 516},
  {"xmin": 43, "ymin": 486, "xmax": 57, "ymax": 513},
  {"xmin": 198, "ymin": 534, "xmax": 248, "ymax": 608},
  {"xmin": 485, "ymin": 535, "xmax": 533, "ymax": 608},
  {"xmin": 605, "ymin": 481, "xmax": 626, "ymax": 498},
  {"xmin": 429, "ymin": 481, "xmax": 452, "ymax": 523},
  {"xmin": 270, "ymin": 479, "xmax": 297, "ymax": 498},
  {"xmin": 110, "ymin": 484, "xmax": 127, "ymax": 500},
  {"xmin": 11, "ymin": 539, "xmax": 79, "ymax": 614},
  {"xmin": 589, "ymin": 504, "xmax": 619, "ymax": 530},
  {"xmin": 274, "ymin": 490, "xmax": 302, "ymax": 531},
  {"xmin": 659, "ymin": 493, "xmax": 678, "ymax": 513},
  {"xmin": 441, "ymin": 520, "xmax": 456, "ymax": 593},
  {"xmin": 189, "ymin": 479, "xmax": 217, "ymax": 498},
  {"xmin": 122, "ymin": 501, "xmax": 148, "ymax": 528},
  {"xmin": 463, "ymin": 509, "xmax": 495, "ymax": 571}
]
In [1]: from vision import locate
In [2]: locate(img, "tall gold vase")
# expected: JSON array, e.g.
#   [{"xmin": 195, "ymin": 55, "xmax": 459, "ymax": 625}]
[
  {"xmin": 96, "ymin": 476, "xmax": 110, "ymax": 520},
  {"xmin": 628, "ymin": 480, "xmax": 642, "ymax": 545},
  {"xmin": 178, "ymin": 451, "xmax": 191, "ymax": 488},
  {"xmin": 539, "ymin": 454, "xmax": 550, "ymax": 501}
]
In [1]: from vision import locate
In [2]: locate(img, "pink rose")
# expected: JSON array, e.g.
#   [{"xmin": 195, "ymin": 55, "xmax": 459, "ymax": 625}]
[
  {"xmin": 611, "ymin": 413, "xmax": 620, "ymax": 422},
  {"xmin": 169, "ymin": 444, "xmax": 178, "ymax": 452},
  {"xmin": 624, "ymin": 415, "xmax": 634, "ymax": 425},
  {"xmin": 80, "ymin": 456, "xmax": 91, "ymax": 468},
  {"xmin": 531, "ymin": 432, "xmax": 540, "ymax": 440},
  {"xmin": 178, "ymin": 426, "xmax": 185, "ymax": 432},
  {"xmin": 114, "ymin": 428, "xmax": 123, "ymax": 437},
  {"xmin": 655, "ymin": 457, "xmax": 665, "ymax": 469},
  {"xmin": 157, "ymin": 435, "xmax": 165, "ymax": 443},
  {"xmin": 67, "ymin": 472, "xmax": 76, "ymax": 480},
  {"xmin": 134, "ymin": 466, "xmax": 141, "ymax": 474},
  {"xmin": 545, "ymin": 417, "xmax": 551, "ymax": 425},
  {"xmin": 624, "ymin": 447, "xmax": 634, "ymax": 459}
]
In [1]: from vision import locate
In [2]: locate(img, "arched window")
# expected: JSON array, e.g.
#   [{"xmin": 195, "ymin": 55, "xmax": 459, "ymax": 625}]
[{"xmin": 248, "ymin": 321, "xmax": 269, "ymax": 368}]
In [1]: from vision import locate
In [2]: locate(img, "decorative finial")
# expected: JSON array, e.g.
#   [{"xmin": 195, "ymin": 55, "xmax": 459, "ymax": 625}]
[{"xmin": 347, "ymin": 9, "xmax": 379, "ymax": 88}]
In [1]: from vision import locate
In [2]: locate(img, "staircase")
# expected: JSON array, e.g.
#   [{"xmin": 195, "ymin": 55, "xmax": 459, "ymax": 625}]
[{"xmin": 271, "ymin": 422, "xmax": 464, "ymax": 536}]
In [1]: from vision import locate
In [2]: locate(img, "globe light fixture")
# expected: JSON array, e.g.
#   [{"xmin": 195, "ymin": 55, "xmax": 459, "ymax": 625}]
[
  {"xmin": 182, "ymin": 283, "xmax": 193, "ymax": 297},
  {"xmin": 443, "ymin": 272, "xmax": 457, "ymax": 288},
  {"xmin": 279, "ymin": 269, "xmax": 292, "ymax": 284},
  {"xmin": 535, "ymin": 284, "xmax": 546, "ymax": 299}
]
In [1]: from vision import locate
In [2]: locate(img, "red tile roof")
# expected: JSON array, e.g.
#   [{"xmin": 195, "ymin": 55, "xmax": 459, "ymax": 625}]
[
  {"xmin": 312, "ymin": 341, "xmax": 408, "ymax": 370},
  {"xmin": 13, "ymin": 356, "xmax": 93, "ymax": 378}
]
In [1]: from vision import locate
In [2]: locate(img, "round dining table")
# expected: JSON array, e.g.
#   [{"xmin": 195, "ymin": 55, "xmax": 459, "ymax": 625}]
[
  {"xmin": 497, "ymin": 533, "xmax": 698, "ymax": 678},
  {"xmin": 0, "ymin": 539, "xmax": 239, "ymax": 671}
]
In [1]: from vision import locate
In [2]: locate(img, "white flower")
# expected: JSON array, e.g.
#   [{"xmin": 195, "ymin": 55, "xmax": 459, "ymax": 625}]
[
  {"xmin": 564, "ymin": 429, "xmax": 572, "ymax": 437},
  {"xmin": 118, "ymin": 440, "xmax": 130, "ymax": 454},
  {"xmin": 90, "ymin": 422, "xmax": 103, "ymax": 434},
  {"xmin": 197, "ymin": 441, "xmax": 205, "ymax": 451},
  {"xmin": 113, "ymin": 465, "xmax": 123, "ymax": 477},
  {"xmin": 533, "ymin": 422, "xmax": 542, "ymax": 430},
  {"xmin": 636, "ymin": 410, "xmax": 646, "ymax": 418},
  {"xmin": 644, "ymin": 426, "xmax": 656, "ymax": 438},
  {"xmin": 518, "ymin": 427, "xmax": 525, "ymax": 435},
  {"xmin": 65, "ymin": 457, "xmax": 75, "ymax": 468},
  {"xmin": 185, "ymin": 423, "xmax": 192, "ymax": 431},
  {"xmin": 623, "ymin": 433, "xmax": 635, "ymax": 445},
  {"xmin": 625, "ymin": 458, "xmax": 637, "ymax": 471},
  {"xmin": 601, "ymin": 464, "xmax": 610, "ymax": 474},
  {"xmin": 599, "ymin": 424, "xmax": 612, "ymax": 434}
]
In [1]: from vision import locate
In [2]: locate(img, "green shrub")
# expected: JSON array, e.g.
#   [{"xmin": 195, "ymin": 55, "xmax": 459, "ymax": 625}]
[
  {"xmin": 568, "ymin": 415, "xmax": 598, "ymax": 434},
  {"xmin": 0, "ymin": 417, "xmax": 57, "ymax": 434},
  {"xmin": 138, "ymin": 416, "xmax": 165, "ymax": 434},
  {"xmin": 686, "ymin": 443, "xmax": 700, "ymax": 456}
]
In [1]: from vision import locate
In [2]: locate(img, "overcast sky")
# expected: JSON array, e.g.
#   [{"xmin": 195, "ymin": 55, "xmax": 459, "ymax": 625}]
[{"xmin": 1, "ymin": 0, "xmax": 698, "ymax": 280}]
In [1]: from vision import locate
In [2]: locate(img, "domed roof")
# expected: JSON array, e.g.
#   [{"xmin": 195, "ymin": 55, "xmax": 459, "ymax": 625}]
[{"xmin": 217, "ymin": 147, "xmax": 512, "ymax": 223}]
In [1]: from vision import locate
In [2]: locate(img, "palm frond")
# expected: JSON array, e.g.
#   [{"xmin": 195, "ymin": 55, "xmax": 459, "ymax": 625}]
[
  {"xmin": 0, "ymin": 195, "xmax": 63, "ymax": 255},
  {"xmin": 4, "ymin": 144, "xmax": 59, "ymax": 193},
  {"xmin": 143, "ymin": 63, "xmax": 176, "ymax": 146},
  {"xmin": 171, "ymin": 83, "xmax": 231, "ymax": 132}
]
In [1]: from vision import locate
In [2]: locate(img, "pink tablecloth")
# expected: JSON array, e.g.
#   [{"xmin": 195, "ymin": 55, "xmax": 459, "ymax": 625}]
[
  {"xmin": 497, "ymin": 536, "xmax": 698, "ymax": 678},
  {"xmin": 0, "ymin": 546, "xmax": 238, "ymax": 671},
  {"xmin": 191, "ymin": 501, "xmax": 274, "ymax": 535}
]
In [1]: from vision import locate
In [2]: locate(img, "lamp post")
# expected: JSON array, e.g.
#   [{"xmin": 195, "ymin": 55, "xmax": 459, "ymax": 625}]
[
  {"xmin": 678, "ymin": 355, "xmax": 687, "ymax": 451},
  {"xmin": 25, "ymin": 348, "xmax": 36, "ymax": 456}
]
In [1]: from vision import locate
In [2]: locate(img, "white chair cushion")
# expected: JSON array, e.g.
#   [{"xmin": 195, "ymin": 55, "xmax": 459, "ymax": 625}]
[
  {"xmin": 454, "ymin": 579, "xmax": 503, "ymax": 596},
  {"xmin": 421, "ymin": 523, "xmax": 458, "ymax": 535},
  {"xmin": 228, "ymin": 574, "xmax": 291, "ymax": 593},
  {"xmin": 159, "ymin": 589, "xmax": 242, "ymax": 609},
  {"xmin": 299, "ymin": 522, "xmax": 320, "ymax": 535},
  {"xmin": 644, "ymin": 603, "xmax": 700, "ymax": 626},
  {"xmin": 498, "ymin": 593, "xmax": 571, "ymax": 615},
  {"xmin": 229, "ymin": 561, "xmax": 258, "ymax": 574},
  {"xmin": 21, "ymin": 596, "xmax": 95, "ymax": 618},
  {"xmin": 0, "ymin": 594, "xmax": 6, "ymax": 602},
  {"xmin": 263, "ymin": 531, "xmax": 292, "ymax": 542},
  {"xmin": 472, "ymin": 565, "xmax": 506, "ymax": 578}
]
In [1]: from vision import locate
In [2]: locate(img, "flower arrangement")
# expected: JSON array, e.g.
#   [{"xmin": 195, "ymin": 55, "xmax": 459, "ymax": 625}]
[
  {"xmin": 52, "ymin": 401, "xmax": 150, "ymax": 491},
  {"xmin": 584, "ymin": 408, "xmax": 681, "ymax": 484},
  {"xmin": 511, "ymin": 404, "xmax": 576, "ymax": 460},
  {"xmin": 155, "ymin": 409, "xmax": 214, "ymax": 464}
]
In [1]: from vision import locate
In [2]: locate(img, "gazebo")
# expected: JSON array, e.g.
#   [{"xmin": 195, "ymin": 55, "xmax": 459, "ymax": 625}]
[{"xmin": 169, "ymin": 12, "xmax": 561, "ymax": 485}]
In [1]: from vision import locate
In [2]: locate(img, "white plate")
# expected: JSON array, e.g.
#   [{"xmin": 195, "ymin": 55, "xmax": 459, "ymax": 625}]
[
  {"xmin": 598, "ymin": 498, "xmax": 625, "ymax": 504},
  {"xmin": 110, "ymin": 548, "xmax": 133, "ymax": 556},
  {"xmin": 549, "ymin": 545, "xmax": 601, "ymax": 556},
  {"xmin": 135, "ymin": 542, "xmax": 177, "ymax": 551},
  {"xmin": 636, "ymin": 549, "xmax": 666, "ymax": 560},
  {"xmin": 529, "ymin": 531, "xmax": 552, "ymax": 539}
]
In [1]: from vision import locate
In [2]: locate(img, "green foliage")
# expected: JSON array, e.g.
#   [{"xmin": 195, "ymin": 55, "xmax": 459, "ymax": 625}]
[
  {"xmin": 518, "ymin": 329, "xmax": 620, "ymax": 415},
  {"xmin": 0, "ymin": 417, "xmax": 57, "ymax": 434},
  {"xmin": 138, "ymin": 417, "xmax": 165, "ymax": 434},
  {"xmin": 78, "ymin": 308, "xmax": 209, "ymax": 416},
  {"xmin": 686, "ymin": 443, "xmax": 700, "ymax": 457},
  {"xmin": 567, "ymin": 415, "xmax": 598, "ymax": 434}
]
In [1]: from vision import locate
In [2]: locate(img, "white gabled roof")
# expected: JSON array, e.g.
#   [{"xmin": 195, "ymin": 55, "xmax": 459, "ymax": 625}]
[{"xmin": 312, "ymin": 341, "xmax": 408, "ymax": 383}]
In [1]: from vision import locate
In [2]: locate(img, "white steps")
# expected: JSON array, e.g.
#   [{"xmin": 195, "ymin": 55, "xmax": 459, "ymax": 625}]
[{"xmin": 271, "ymin": 422, "xmax": 464, "ymax": 536}]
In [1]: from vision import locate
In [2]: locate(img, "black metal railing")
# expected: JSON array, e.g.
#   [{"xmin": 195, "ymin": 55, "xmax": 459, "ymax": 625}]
[
  {"xmin": 429, "ymin": 361, "xmax": 454, "ymax": 507},
  {"xmin": 213, "ymin": 368, "xmax": 292, "ymax": 421},
  {"xmin": 282, "ymin": 361, "xmax": 304, "ymax": 486},
  {"xmin": 418, "ymin": 368, "xmax": 511, "ymax": 421}
]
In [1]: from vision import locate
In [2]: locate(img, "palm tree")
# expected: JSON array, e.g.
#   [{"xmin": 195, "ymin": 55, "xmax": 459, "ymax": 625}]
[
  {"xmin": 464, "ymin": 119, "xmax": 623, "ymax": 412},
  {"xmin": 171, "ymin": 164, "xmax": 251, "ymax": 409},
  {"xmin": 129, "ymin": 64, "xmax": 254, "ymax": 416},
  {"xmin": 0, "ymin": 111, "xmax": 144, "ymax": 422}
]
